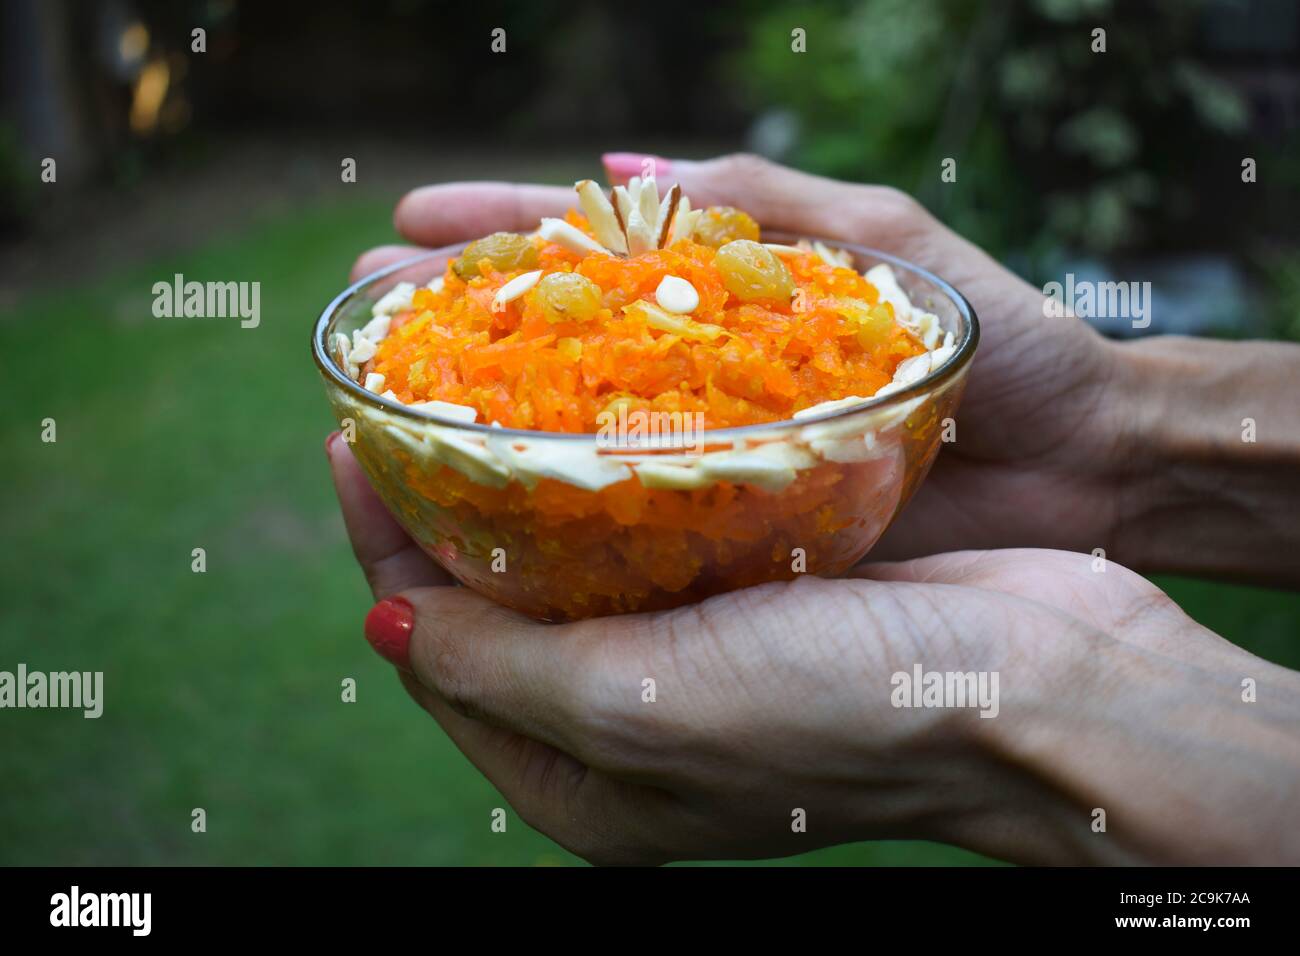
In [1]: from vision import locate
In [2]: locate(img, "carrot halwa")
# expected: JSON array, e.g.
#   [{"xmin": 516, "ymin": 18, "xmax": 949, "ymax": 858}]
[
  {"xmin": 322, "ymin": 176, "xmax": 968, "ymax": 620},
  {"xmin": 365, "ymin": 218, "xmax": 925, "ymax": 433}
]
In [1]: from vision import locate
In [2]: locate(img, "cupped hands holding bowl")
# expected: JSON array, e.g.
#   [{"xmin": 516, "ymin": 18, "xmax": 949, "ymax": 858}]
[{"xmin": 325, "ymin": 153, "xmax": 1300, "ymax": 865}]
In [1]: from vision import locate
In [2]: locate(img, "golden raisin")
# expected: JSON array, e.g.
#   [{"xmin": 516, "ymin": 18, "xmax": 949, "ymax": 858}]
[
  {"xmin": 694, "ymin": 207, "xmax": 761, "ymax": 247},
  {"xmin": 453, "ymin": 233, "xmax": 539, "ymax": 278},
  {"xmin": 534, "ymin": 272, "xmax": 603, "ymax": 323},
  {"xmin": 715, "ymin": 239, "xmax": 794, "ymax": 303}
]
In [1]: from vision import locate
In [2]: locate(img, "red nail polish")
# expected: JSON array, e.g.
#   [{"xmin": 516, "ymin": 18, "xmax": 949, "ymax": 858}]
[
  {"xmin": 325, "ymin": 431, "xmax": 341, "ymax": 456},
  {"xmin": 602, "ymin": 152, "xmax": 672, "ymax": 184},
  {"xmin": 364, "ymin": 597, "xmax": 414, "ymax": 670}
]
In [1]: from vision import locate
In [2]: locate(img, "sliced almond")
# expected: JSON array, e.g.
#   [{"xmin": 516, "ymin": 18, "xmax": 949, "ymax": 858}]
[
  {"xmin": 428, "ymin": 428, "xmax": 511, "ymax": 488},
  {"xmin": 610, "ymin": 189, "xmax": 628, "ymax": 243},
  {"xmin": 667, "ymin": 196, "xmax": 698, "ymax": 245},
  {"xmin": 358, "ymin": 313, "xmax": 392, "ymax": 342},
  {"xmin": 793, "ymin": 394, "xmax": 875, "ymax": 420},
  {"xmin": 537, "ymin": 219, "xmax": 610, "ymax": 257},
  {"xmin": 800, "ymin": 414, "xmax": 875, "ymax": 443},
  {"xmin": 625, "ymin": 299, "xmax": 725, "ymax": 340},
  {"xmin": 864, "ymin": 264, "xmax": 913, "ymax": 323},
  {"xmin": 612, "ymin": 183, "xmax": 635, "ymax": 226},
  {"xmin": 623, "ymin": 176, "xmax": 662, "ymax": 255},
  {"xmin": 618, "ymin": 172, "xmax": 660, "ymax": 254},
  {"xmin": 408, "ymin": 399, "xmax": 479, "ymax": 424},
  {"xmin": 332, "ymin": 332, "xmax": 353, "ymax": 373},
  {"xmin": 485, "ymin": 436, "xmax": 631, "ymax": 491},
  {"xmin": 928, "ymin": 332, "xmax": 957, "ymax": 369},
  {"xmin": 637, "ymin": 176, "xmax": 660, "ymax": 228},
  {"xmin": 634, "ymin": 460, "xmax": 711, "ymax": 491},
  {"xmin": 654, "ymin": 183, "xmax": 681, "ymax": 250},
  {"xmin": 892, "ymin": 352, "xmax": 935, "ymax": 388},
  {"xmin": 811, "ymin": 433, "xmax": 882, "ymax": 463},
  {"xmin": 349, "ymin": 333, "xmax": 377, "ymax": 364},
  {"xmin": 812, "ymin": 241, "xmax": 854, "ymax": 269},
  {"xmin": 613, "ymin": 177, "xmax": 642, "ymax": 234},
  {"xmin": 668, "ymin": 210, "xmax": 699, "ymax": 247},
  {"xmin": 861, "ymin": 395, "xmax": 927, "ymax": 433},
  {"xmin": 751, "ymin": 441, "xmax": 817, "ymax": 471},
  {"xmin": 364, "ymin": 372, "xmax": 386, "ymax": 393},
  {"xmin": 491, "ymin": 269, "xmax": 542, "ymax": 311},
  {"xmin": 696, "ymin": 449, "xmax": 798, "ymax": 493},
  {"xmin": 763, "ymin": 243, "xmax": 807, "ymax": 257},
  {"xmin": 913, "ymin": 311, "xmax": 942, "ymax": 348},
  {"xmin": 655, "ymin": 275, "xmax": 700, "ymax": 314},
  {"xmin": 575, "ymin": 180, "xmax": 629, "ymax": 255},
  {"xmin": 383, "ymin": 424, "xmax": 432, "ymax": 462},
  {"xmin": 625, "ymin": 207, "xmax": 656, "ymax": 256},
  {"xmin": 372, "ymin": 281, "xmax": 417, "ymax": 317}
]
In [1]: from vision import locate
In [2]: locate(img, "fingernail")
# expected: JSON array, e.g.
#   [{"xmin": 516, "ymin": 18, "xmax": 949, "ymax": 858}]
[
  {"xmin": 602, "ymin": 152, "xmax": 673, "ymax": 185},
  {"xmin": 364, "ymin": 596, "xmax": 414, "ymax": 670},
  {"xmin": 325, "ymin": 431, "xmax": 341, "ymax": 456}
]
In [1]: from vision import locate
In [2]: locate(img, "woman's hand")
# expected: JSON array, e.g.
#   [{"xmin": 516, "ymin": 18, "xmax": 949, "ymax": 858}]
[{"xmin": 327, "ymin": 436, "xmax": 1300, "ymax": 866}]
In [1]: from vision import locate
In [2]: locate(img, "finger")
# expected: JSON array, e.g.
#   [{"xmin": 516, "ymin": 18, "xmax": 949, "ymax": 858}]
[
  {"xmin": 396, "ymin": 670, "xmax": 589, "ymax": 835},
  {"xmin": 350, "ymin": 244, "xmax": 424, "ymax": 283},
  {"xmin": 397, "ymin": 670, "xmax": 679, "ymax": 865},
  {"xmin": 393, "ymin": 182, "xmax": 573, "ymax": 247},
  {"xmin": 601, "ymin": 151, "xmax": 675, "ymax": 186},
  {"xmin": 384, "ymin": 584, "xmax": 628, "ymax": 765},
  {"xmin": 326, "ymin": 432, "xmax": 452, "ymax": 598},
  {"xmin": 851, "ymin": 548, "xmax": 1182, "ymax": 637}
]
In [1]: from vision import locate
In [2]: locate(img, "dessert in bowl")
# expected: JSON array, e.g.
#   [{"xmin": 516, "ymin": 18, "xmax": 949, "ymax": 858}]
[{"xmin": 313, "ymin": 176, "xmax": 977, "ymax": 621}]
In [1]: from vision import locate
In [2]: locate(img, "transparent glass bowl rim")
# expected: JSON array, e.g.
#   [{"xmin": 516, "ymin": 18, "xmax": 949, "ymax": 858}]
[{"xmin": 311, "ymin": 233, "xmax": 980, "ymax": 442}]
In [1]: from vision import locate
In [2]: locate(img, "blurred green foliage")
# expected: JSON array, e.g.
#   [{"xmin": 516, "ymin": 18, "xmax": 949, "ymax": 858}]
[
  {"xmin": 1258, "ymin": 246, "xmax": 1300, "ymax": 341},
  {"xmin": 736, "ymin": 0, "xmax": 1284, "ymax": 272}
]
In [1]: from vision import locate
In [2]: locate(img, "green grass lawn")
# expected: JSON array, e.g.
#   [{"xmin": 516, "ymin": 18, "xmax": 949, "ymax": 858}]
[{"xmin": 1, "ymin": 196, "xmax": 1295, "ymax": 866}]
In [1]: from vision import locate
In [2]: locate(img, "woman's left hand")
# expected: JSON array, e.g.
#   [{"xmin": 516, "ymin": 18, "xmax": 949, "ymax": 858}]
[{"xmin": 327, "ymin": 435, "xmax": 1300, "ymax": 866}]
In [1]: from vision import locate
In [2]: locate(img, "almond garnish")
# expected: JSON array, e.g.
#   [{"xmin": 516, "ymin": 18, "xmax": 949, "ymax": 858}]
[
  {"xmin": 349, "ymin": 333, "xmax": 377, "ymax": 364},
  {"xmin": 538, "ymin": 218, "xmax": 610, "ymax": 257},
  {"xmin": 577, "ymin": 177, "xmax": 696, "ymax": 258},
  {"xmin": 762, "ymin": 243, "xmax": 806, "ymax": 257},
  {"xmin": 575, "ymin": 180, "xmax": 629, "ymax": 255},
  {"xmin": 655, "ymin": 184, "xmax": 682, "ymax": 250},
  {"xmin": 667, "ymin": 196, "xmax": 700, "ymax": 246},
  {"xmin": 655, "ymin": 275, "xmax": 700, "ymax": 314},
  {"xmin": 491, "ymin": 269, "xmax": 543, "ymax": 310},
  {"xmin": 626, "ymin": 299, "xmax": 724, "ymax": 340}
]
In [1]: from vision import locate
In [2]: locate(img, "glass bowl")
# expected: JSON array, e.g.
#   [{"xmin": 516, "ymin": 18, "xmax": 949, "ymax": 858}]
[{"xmin": 312, "ymin": 235, "xmax": 978, "ymax": 622}]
